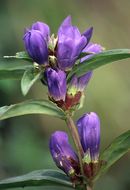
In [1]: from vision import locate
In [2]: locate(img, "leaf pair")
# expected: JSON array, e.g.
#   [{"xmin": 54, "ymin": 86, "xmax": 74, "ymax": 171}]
[{"xmin": 2, "ymin": 49, "xmax": 130, "ymax": 95}]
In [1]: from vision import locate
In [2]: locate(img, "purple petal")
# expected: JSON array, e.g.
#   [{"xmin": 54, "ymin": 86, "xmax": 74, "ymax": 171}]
[
  {"xmin": 45, "ymin": 68, "xmax": 67, "ymax": 101},
  {"xmin": 50, "ymin": 131, "xmax": 78, "ymax": 175},
  {"xmin": 77, "ymin": 112, "xmax": 100, "ymax": 161},
  {"xmin": 31, "ymin": 21, "xmax": 50, "ymax": 41},
  {"xmin": 70, "ymin": 71, "xmax": 93, "ymax": 92},
  {"xmin": 82, "ymin": 27, "xmax": 93, "ymax": 45},
  {"xmin": 81, "ymin": 42, "xmax": 103, "ymax": 63},
  {"xmin": 57, "ymin": 16, "xmax": 87, "ymax": 70},
  {"xmin": 23, "ymin": 29, "xmax": 48, "ymax": 64}
]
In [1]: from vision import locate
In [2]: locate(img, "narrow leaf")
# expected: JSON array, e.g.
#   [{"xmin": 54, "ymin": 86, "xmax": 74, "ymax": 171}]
[
  {"xmin": 0, "ymin": 169, "xmax": 73, "ymax": 189},
  {"xmin": 0, "ymin": 99, "xmax": 65, "ymax": 120},
  {"xmin": 78, "ymin": 52, "xmax": 94, "ymax": 59},
  {"xmin": 4, "ymin": 51, "xmax": 32, "ymax": 61},
  {"xmin": 95, "ymin": 130, "xmax": 130, "ymax": 180},
  {"xmin": 68, "ymin": 49, "xmax": 130, "ymax": 79},
  {"xmin": 0, "ymin": 58, "xmax": 33, "ymax": 80},
  {"xmin": 21, "ymin": 69, "xmax": 42, "ymax": 96},
  {"xmin": 0, "ymin": 58, "xmax": 33, "ymax": 71},
  {"xmin": 0, "ymin": 70, "xmax": 24, "ymax": 80}
]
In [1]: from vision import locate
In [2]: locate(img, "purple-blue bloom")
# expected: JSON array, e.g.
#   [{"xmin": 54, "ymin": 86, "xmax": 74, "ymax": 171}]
[
  {"xmin": 77, "ymin": 112, "xmax": 100, "ymax": 162},
  {"xmin": 31, "ymin": 21, "xmax": 50, "ymax": 41},
  {"xmin": 81, "ymin": 42, "xmax": 103, "ymax": 62},
  {"xmin": 69, "ymin": 71, "xmax": 93, "ymax": 92},
  {"xmin": 45, "ymin": 68, "xmax": 67, "ymax": 101},
  {"xmin": 69, "ymin": 43, "xmax": 103, "ymax": 93},
  {"xmin": 57, "ymin": 16, "xmax": 87, "ymax": 71},
  {"xmin": 23, "ymin": 29, "xmax": 48, "ymax": 64},
  {"xmin": 50, "ymin": 131, "xmax": 79, "ymax": 175}
]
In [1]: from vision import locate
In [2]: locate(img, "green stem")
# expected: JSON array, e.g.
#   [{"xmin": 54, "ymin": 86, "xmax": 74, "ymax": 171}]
[{"xmin": 66, "ymin": 115, "xmax": 84, "ymax": 178}]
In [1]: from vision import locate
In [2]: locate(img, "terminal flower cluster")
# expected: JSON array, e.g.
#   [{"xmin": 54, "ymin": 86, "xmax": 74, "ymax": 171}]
[{"xmin": 23, "ymin": 16, "xmax": 103, "ymax": 111}]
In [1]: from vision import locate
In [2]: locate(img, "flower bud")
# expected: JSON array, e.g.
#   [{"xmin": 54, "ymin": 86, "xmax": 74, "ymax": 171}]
[
  {"xmin": 45, "ymin": 68, "xmax": 66, "ymax": 101},
  {"xmin": 68, "ymin": 71, "xmax": 93, "ymax": 95},
  {"xmin": 68, "ymin": 42, "xmax": 103, "ymax": 95},
  {"xmin": 50, "ymin": 131, "xmax": 79, "ymax": 176},
  {"xmin": 31, "ymin": 21, "xmax": 50, "ymax": 41},
  {"xmin": 57, "ymin": 16, "xmax": 87, "ymax": 71},
  {"xmin": 77, "ymin": 112, "xmax": 100, "ymax": 162},
  {"xmin": 23, "ymin": 29, "xmax": 48, "ymax": 64}
]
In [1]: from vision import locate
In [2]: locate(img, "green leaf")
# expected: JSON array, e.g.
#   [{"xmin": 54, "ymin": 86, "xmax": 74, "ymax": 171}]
[
  {"xmin": 78, "ymin": 52, "xmax": 94, "ymax": 59},
  {"xmin": 95, "ymin": 130, "xmax": 130, "ymax": 181},
  {"xmin": 68, "ymin": 49, "xmax": 130, "ymax": 79},
  {"xmin": 4, "ymin": 51, "xmax": 32, "ymax": 61},
  {"xmin": 0, "ymin": 99, "xmax": 65, "ymax": 120},
  {"xmin": 0, "ymin": 58, "xmax": 33, "ymax": 80},
  {"xmin": 0, "ymin": 70, "xmax": 24, "ymax": 80},
  {"xmin": 0, "ymin": 169, "xmax": 73, "ymax": 189},
  {"xmin": 0, "ymin": 58, "xmax": 33, "ymax": 71},
  {"xmin": 21, "ymin": 68, "xmax": 42, "ymax": 96}
]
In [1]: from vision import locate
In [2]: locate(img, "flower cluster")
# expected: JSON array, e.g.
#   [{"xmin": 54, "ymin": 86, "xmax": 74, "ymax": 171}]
[
  {"xmin": 50, "ymin": 112, "xmax": 101, "ymax": 183},
  {"xmin": 23, "ymin": 16, "xmax": 103, "ymax": 111}
]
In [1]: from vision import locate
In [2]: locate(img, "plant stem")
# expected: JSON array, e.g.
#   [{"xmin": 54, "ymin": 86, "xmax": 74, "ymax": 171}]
[{"xmin": 66, "ymin": 115, "xmax": 84, "ymax": 177}]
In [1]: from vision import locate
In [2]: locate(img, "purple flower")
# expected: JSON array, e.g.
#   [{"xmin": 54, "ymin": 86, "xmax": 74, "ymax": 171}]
[
  {"xmin": 68, "ymin": 43, "xmax": 103, "ymax": 94},
  {"xmin": 57, "ymin": 16, "xmax": 87, "ymax": 71},
  {"xmin": 81, "ymin": 42, "xmax": 103, "ymax": 63},
  {"xmin": 45, "ymin": 68, "xmax": 66, "ymax": 101},
  {"xmin": 77, "ymin": 112, "xmax": 100, "ymax": 162},
  {"xmin": 69, "ymin": 71, "xmax": 93, "ymax": 93},
  {"xmin": 31, "ymin": 21, "xmax": 50, "ymax": 41},
  {"xmin": 50, "ymin": 131, "xmax": 79, "ymax": 175},
  {"xmin": 23, "ymin": 29, "xmax": 48, "ymax": 64}
]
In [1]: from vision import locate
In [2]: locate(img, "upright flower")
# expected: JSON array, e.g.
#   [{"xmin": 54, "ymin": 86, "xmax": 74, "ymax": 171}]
[
  {"xmin": 23, "ymin": 21, "xmax": 50, "ymax": 65},
  {"xmin": 77, "ymin": 112, "xmax": 100, "ymax": 162},
  {"xmin": 50, "ymin": 131, "xmax": 79, "ymax": 176},
  {"xmin": 31, "ymin": 21, "xmax": 50, "ymax": 41},
  {"xmin": 68, "ymin": 71, "xmax": 93, "ymax": 95},
  {"xmin": 57, "ymin": 16, "xmax": 87, "ymax": 71},
  {"xmin": 45, "ymin": 68, "xmax": 67, "ymax": 101},
  {"xmin": 68, "ymin": 43, "xmax": 103, "ymax": 95}
]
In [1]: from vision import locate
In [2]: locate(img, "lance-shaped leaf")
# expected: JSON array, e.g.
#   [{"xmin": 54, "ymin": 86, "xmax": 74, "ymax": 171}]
[
  {"xmin": 0, "ymin": 58, "xmax": 33, "ymax": 80},
  {"xmin": 21, "ymin": 68, "xmax": 42, "ymax": 96},
  {"xmin": 68, "ymin": 49, "xmax": 130, "ymax": 79},
  {"xmin": 4, "ymin": 51, "xmax": 32, "ymax": 61},
  {"xmin": 0, "ymin": 99, "xmax": 65, "ymax": 120},
  {"xmin": 0, "ymin": 70, "xmax": 24, "ymax": 80},
  {"xmin": 0, "ymin": 169, "xmax": 73, "ymax": 189},
  {"xmin": 94, "ymin": 130, "xmax": 130, "ymax": 181}
]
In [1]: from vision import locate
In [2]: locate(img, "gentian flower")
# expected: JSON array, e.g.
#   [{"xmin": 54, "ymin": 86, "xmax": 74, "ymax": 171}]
[
  {"xmin": 23, "ymin": 21, "xmax": 50, "ymax": 65},
  {"xmin": 81, "ymin": 42, "xmax": 103, "ymax": 62},
  {"xmin": 77, "ymin": 112, "xmax": 100, "ymax": 162},
  {"xmin": 68, "ymin": 71, "xmax": 93, "ymax": 95},
  {"xmin": 68, "ymin": 43, "xmax": 103, "ymax": 94},
  {"xmin": 31, "ymin": 21, "xmax": 50, "ymax": 41},
  {"xmin": 57, "ymin": 16, "xmax": 87, "ymax": 71},
  {"xmin": 45, "ymin": 68, "xmax": 66, "ymax": 101},
  {"xmin": 50, "ymin": 131, "xmax": 79, "ymax": 176},
  {"xmin": 23, "ymin": 29, "xmax": 48, "ymax": 64}
]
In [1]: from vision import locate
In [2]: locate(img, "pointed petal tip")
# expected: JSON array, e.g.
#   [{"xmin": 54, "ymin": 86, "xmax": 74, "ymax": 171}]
[{"xmin": 62, "ymin": 15, "xmax": 72, "ymax": 26}]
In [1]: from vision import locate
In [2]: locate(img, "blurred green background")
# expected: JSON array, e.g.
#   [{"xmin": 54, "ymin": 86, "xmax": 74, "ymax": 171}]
[{"xmin": 0, "ymin": 0, "xmax": 130, "ymax": 189}]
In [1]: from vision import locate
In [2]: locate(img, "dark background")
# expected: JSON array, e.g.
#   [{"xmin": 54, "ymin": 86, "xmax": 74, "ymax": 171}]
[{"xmin": 0, "ymin": 0, "xmax": 130, "ymax": 189}]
